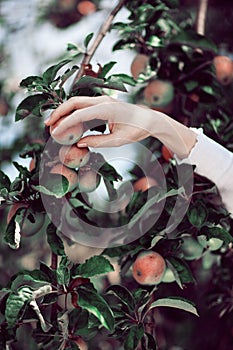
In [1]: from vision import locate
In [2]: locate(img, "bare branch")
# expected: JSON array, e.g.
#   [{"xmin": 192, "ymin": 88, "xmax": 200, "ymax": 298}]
[
  {"xmin": 71, "ymin": 0, "xmax": 127, "ymax": 87},
  {"xmin": 196, "ymin": 0, "xmax": 208, "ymax": 36}
]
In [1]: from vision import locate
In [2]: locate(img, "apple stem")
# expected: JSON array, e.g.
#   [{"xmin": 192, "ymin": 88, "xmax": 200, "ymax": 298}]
[
  {"xmin": 196, "ymin": 0, "xmax": 208, "ymax": 36},
  {"xmin": 71, "ymin": 0, "xmax": 127, "ymax": 86}
]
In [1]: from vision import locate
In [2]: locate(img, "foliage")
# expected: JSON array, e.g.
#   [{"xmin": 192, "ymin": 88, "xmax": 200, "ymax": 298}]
[{"xmin": 0, "ymin": 1, "xmax": 233, "ymax": 349}]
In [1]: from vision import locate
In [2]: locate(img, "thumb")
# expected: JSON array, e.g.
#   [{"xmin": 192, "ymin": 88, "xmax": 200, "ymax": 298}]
[{"xmin": 77, "ymin": 134, "xmax": 122, "ymax": 148}]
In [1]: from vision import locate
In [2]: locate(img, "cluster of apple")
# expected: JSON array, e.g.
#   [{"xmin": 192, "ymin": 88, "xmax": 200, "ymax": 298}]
[
  {"xmin": 131, "ymin": 53, "xmax": 233, "ymax": 110},
  {"xmin": 49, "ymin": 118, "xmax": 100, "ymax": 193}
]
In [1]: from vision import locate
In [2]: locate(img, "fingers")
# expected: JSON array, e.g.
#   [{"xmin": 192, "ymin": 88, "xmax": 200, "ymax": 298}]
[
  {"xmin": 45, "ymin": 95, "xmax": 115, "ymax": 126},
  {"xmin": 49, "ymin": 103, "xmax": 114, "ymax": 137},
  {"xmin": 77, "ymin": 134, "xmax": 125, "ymax": 148}
]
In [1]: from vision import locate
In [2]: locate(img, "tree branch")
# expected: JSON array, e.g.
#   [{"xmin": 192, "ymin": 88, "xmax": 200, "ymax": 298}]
[
  {"xmin": 71, "ymin": 0, "xmax": 127, "ymax": 87},
  {"xmin": 196, "ymin": 0, "xmax": 208, "ymax": 36}
]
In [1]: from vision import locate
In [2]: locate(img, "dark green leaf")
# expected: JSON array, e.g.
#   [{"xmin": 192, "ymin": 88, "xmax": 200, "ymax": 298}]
[
  {"xmin": 5, "ymin": 286, "xmax": 33, "ymax": 327},
  {"xmin": 74, "ymin": 255, "xmax": 114, "ymax": 278},
  {"xmin": 188, "ymin": 202, "xmax": 208, "ymax": 228},
  {"xmin": 42, "ymin": 59, "xmax": 72, "ymax": 84},
  {"xmin": 77, "ymin": 285, "xmax": 114, "ymax": 331},
  {"xmin": 124, "ymin": 324, "xmax": 144, "ymax": 350},
  {"xmin": 166, "ymin": 257, "xmax": 195, "ymax": 288},
  {"xmin": 98, "ymin": 61, "xmax": 117, "ymax": 78},
  {"xmin": 202, "ymin": 225, "xmax": 233, "ymax": 244},
  {"xmin": 0, "ymin": 170, "xmax": 11, "ymax": 191},
  {"xmin": 4, "ymin": 219, "xmax": 21, "ymax": 250},
  {"xmin": 13, "ymin": 161, "xmax": 31, "ymax": 178},
  {"xmin": 46, "ymin": 222, "xmax": 65, "ymax": 256},
  {"xmin": 108, "ymin": 74, "xmax": 136, "ymax": 86},
  {"xmin": 84, "ymin": 32, "xmax": 94, "ymax": 48},
  {"xmin": 142, "ymin": 333, "xmax": 158, "ymax": 350},
  {"xmin": 15, "ymin": 94, "xmax": 50, "ymax": 121},
  {"xmin": 56, "ymin": 256, "xmax": 71, "ymax": 286},
  {"xmin": 104, "ymin": 76, "xmax": 128, "ymax": 92},
  {"xmin": 106, "ymin": 285, "xmax": 135, "ymax": 311},
  {"xmin": 20, "ymin": 76, "xmax": 44, "ymax": 89},
  {"xmin": 171, "ymin": 30, "xmax": 218, "ymax": 52}
]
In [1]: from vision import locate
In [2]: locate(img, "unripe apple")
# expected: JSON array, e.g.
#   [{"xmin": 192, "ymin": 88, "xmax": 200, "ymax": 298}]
[
  {"xmin": 77, "ymin": 166, "xmax": 101, "ymax": 192},
  {"xmin": 50, "ymin": 163, "xmax": 79, "ymax": 191},
  {"xmin": 59, "ymin": 145, "xmax": 90, "ymax": 169},
  {"xmin": 143, "ymin": 79, "xmax": 174, "ymax": 109},
  {"xmin": 133, "ymin": 176, "xmax": 158, "ymax": 192},
  {"xmin": 132, "ymin": 250, "xmax": 166, "ymax": 285},
  {"xmin": 130, "ymin": 53, "xmax": 149, "ymax": 80},
  {"xmin": 181, "ymin": 236, "xmax": 204, "ymax": 260},
  {"xmin": 213, "ymin": 55, "xmax": 233, "ymax": 85},
  {"xmin": 50, "ymin": 117, "xmax": 84, "ymax": 145}
]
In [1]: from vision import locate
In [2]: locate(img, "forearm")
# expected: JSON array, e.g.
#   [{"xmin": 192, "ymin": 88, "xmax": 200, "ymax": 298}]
[
  {"xmin": 175, "ymin": 129, "xmax": 233, "ymax": 216},
  {"xmin": 148, "ymin": 110, "xmax": 197, "ymax": 159}
]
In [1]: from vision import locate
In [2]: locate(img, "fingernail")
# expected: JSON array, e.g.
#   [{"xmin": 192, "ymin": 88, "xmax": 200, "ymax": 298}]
[{"xmin": 77, "ymin": 142, "xmax": 88, "ymax": 148}]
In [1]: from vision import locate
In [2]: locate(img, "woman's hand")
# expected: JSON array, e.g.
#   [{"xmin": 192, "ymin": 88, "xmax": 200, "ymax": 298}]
[{"xmin": 45, "ymin": 95, "xmax": 153, "ymax": 148}]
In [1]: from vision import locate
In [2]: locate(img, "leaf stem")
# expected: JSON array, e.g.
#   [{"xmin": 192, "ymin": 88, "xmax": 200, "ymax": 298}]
[{"xmin": 71, "ymin": 0, "xmax": 127, "ymax": 87}]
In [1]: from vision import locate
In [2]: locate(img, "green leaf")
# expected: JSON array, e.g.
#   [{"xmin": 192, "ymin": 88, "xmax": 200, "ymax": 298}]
[
  {"xmin": 4, "ymin": 220, "xmax": 21, "ymax": 250},
  {"xmin": 46, "ymin": 222, "xmax": 65, "ymax": 256},
  {"xmin": 15, "ymin": 94, "xmax": 50, "ymax": 121},
  {"xmin": 13, "ymin": 161, "xmax": 31, "ymax": 178},
  {"xmin": 5, "ymin": 286, "xmax": 33, "ymax": 327},
  {"xmin": 20, "ymin": 75, "xmax": 44, "ymax": 89},
  {"xmin": 73, "ymin": 75, "xmax": 105, "ymax": 88},
  {"xmin": 74, "ymin": 255, "xmax": 114, "ymax": 278},
  {"xmin": 202, "ymin": 225, "xmax": 233, "ymax": 244},
  {"xmin": 42, "ymin": 59, "xmax": 72, "ymax": 84},
  {"xmin": 124, "ymin": 324, "xmax": 144, "ymax": 350},
  {"xmin": 149, "ymin": 297, "xmax": 199, "ymax": 316},
  {"xmin": 10, "ymin": 272, "xmax": 51, "ymax": 292},
  {"xmin": 171, "ymin": 30, "xmax": 218, "ymax": 52},
  {"xmin": 56, "ymin": 256, "xmax": 71, "ymax": 286},
  {"xmin": 108, "ymin": 74, "xmax": 136, "ymax": 86},
  {"xmin": 84, "ymin": 32, "xmax": 94, "ymax": 48},
  {"xmin": 106, "ymin": 285, "xmax": 135, "ymax": 312},
  {"xmin": 67, "ymin": 43, "xmax": 78, "ymax": 51},
  {"xmin": 77, "ymin": 285, "xmax": 114, "ymax": 331},
  {"xmin": 142, "ymin": 333, "xmax": 158, "ymax": 350},
  {"xmin": 104, "ymin": 75, "xmax": 128, "ymax": 92},
  {"xmin": 98, "ymin": 61, "xmax": 117, "ymax": 78},
  {"xmin": 166, "ymin": 256, "xmax": 195, "ymax": 288},
  {"xmin": 32, "ymin": 173, "xmax": 70, "ymax": 198},
  {"xmin": 0, "ymin": 170, "xmax": 11, "ymax": 191},
  {"xmin": 128, "ymin": 187, "xmax": 184, "ymax": 229},
  {"xmin": 187, "ymin": 202, "xmax": 208, "ymax": 228}
]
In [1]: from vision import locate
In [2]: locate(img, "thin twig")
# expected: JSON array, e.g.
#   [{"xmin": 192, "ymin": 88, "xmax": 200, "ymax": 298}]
[
  {"xmin": 71, "ymin": 0, "xmax": 127, "ymax": 87},
  {"xmin": 196, "ymin": 0, "xmax": 208, "ymax": 36}
]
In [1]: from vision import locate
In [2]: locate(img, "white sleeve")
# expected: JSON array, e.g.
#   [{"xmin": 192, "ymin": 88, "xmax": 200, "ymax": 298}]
[{"xmin": 175, "ymin": 128, "xmax": 233, "ymax": 217}]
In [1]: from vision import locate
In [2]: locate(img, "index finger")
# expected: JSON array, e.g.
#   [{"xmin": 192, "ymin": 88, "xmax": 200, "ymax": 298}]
[{"xmin": 44, "ymin": 95, "xmax": 114, "ymax": 126}]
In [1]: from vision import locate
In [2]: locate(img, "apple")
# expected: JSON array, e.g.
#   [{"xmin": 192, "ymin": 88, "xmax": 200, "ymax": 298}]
[
  {"xmin": 77, "ymin": 166, "xmax": 101, "ymax": 192},
  {"xmin": 133, "ymin": 176, "xmax": 158, "ymax": 192},
  {"xmin": 143, "ymin": 79, "xmax": 174, "ymax": 110},
  {"xmin": 59, "ymin": 145, "xmax": 90, "ymax": 169},
  {"xmin": 132, "ymin": 250, "xmax": 166, "ymax": 285},
  {"xmin": 130, "ymin": 53, "xmax": 149, "ymax": 80},
  {"xmin": 50, "ymin": 163, "xmax": 79, "ymax": 191},
  {"xmin": 50, "ymin": 117, "xmax": 84, "ymax": 145}
]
